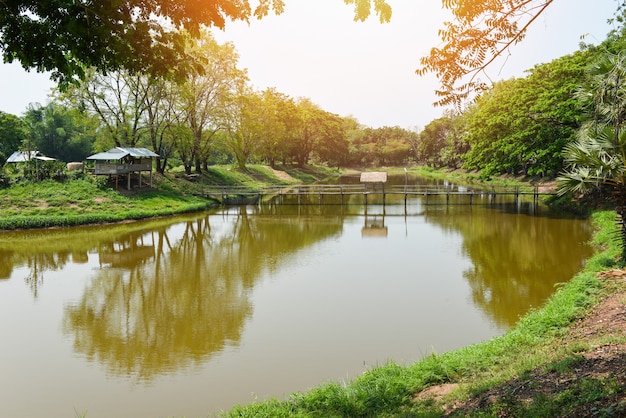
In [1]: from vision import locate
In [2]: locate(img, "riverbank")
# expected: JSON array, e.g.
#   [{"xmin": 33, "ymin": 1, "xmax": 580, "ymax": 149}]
[
  {"xmin": 0, "ymin": 165, "xmax": 338, "ymax": 230},
  {"xmin": 2, "ymin": 165, "xmax": 623, "ymax": 416},
  {"xmin": 218, "ymin": 210, "xmax": 626, "ymax": 417},
  {"xmin": 0, "ymin": 164, "xmax": 552, "ymax": 231}
]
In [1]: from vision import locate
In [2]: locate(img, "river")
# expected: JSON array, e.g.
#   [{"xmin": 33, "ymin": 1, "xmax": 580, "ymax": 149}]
[{"xmin": 0, "ymin": 188, "xmax": 593, "ymax": 417}]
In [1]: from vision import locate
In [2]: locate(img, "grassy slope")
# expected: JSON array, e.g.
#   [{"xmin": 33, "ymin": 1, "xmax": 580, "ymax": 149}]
[
  {"xmin": 0, "ymin": 165, "xmax": 339, "ymax": 230},
  {"xmin": 218, "ymin": 211, "xmax": 621, "ymax": 417}
]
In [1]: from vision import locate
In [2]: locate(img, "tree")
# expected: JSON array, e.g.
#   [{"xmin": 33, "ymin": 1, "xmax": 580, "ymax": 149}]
[
  {"xmin": 558, "ymin": 51, "xmax": 626, "ymax": 260},
  {"xmin": 349, "ymin": 126, "xmax": 415, "ymax": 166},
  {"xmin": 24, "ymin": 103, "xmax": 97, "ymax": 162},
  {"xmin": 462, "ymin": 51, "xmax": 590, "ymax": 178},
  {"xmin": 0, "ymin": 0, "xmax": 390, "ymax": 86},
  {"xmin": 220, "ymin": 88, "xmax": 264, "ymax": 170},
  {"xmin": 175, "ymin": 31, "xmax": 247, "ymax": 174},
  {"xmin": 282, "ymin": 99, "xmax": 350, "ymax": 167},
  {"xmin": 0, "ymin": 111, "xmax": 27, "ymax": 165},
  {"xmin": 312, "ymin": 112, "xmax": 348, "ymax": 168},
  {"xmin": 140, "ymin": 76, "xmax": 178, "ymax": 174},
  {"xmin": 63, "ymin": 69, "xmax": 151, "ymax": 148},
  {"xmin": 255, "ymin": 88, "xmax": 298, "ymax": 168},
  {"xmin": 418, "ymin": 116, "xmax": 456, "ymax": 168},
  {"xmin": 418, "ymin": 0, "xmax": 626, "ymax": 108}
]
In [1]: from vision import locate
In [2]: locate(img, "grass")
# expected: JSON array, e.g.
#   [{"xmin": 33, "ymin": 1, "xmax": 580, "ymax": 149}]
[
  {"xmin": 403, "ymin": 166, "xmax": 543, "ymax": 189},
  {"xmin": 0, "ymin": 164, "xmax": 340, "ymax": 230},
  {"xmin": 217, "ymin": 211, "xmax": 620, "ymax": 417},
  {"xmin": 0, "ymin": 178, "xmax": 213, "ymax": 229}
]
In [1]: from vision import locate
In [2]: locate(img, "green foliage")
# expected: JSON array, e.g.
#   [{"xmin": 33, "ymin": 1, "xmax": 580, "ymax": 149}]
[
  {"xmin": 0, "ymin": 111, "xmax": 27, "ymax": 165},
  {"xmin": 461, "ymin": 51, "xmax": 590, "ymax": 178},
  {"xmin": 557, "ymin": 49, "xmax": 626, "ymax": 261},
  {"xmin": 0, "ymin": 0, "xmax": 287, "ymax": 86},
  {"xmin": 0, "ymin": 172, "xmax": 9, "ymax": 189},
  {"xmin": 417, "ymin": 115, "xmax": 466, "ymax": 168},
  {"xmin": 348, "ymin": 126, "xmax": 417, "ymax": 167},
  {"xmin": 23, "ymin": 103, "xmax": 96, "ymax": 162},
  {"xmin": 0, "ymin": 1, "xmax": 392, "ymax": 86},
  {"xmin": 91, "ymin": 175, "xmax": 113, "ymax": 190}
]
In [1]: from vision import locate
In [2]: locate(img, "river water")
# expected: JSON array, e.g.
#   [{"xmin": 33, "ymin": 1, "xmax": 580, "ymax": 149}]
[{"xmin": 0, "ymin": 189, "xmax": 593, "ymax": 417}]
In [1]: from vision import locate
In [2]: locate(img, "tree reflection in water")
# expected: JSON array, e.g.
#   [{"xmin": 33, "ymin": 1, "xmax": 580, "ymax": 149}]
[
  {"xmin": 59, "ymin": 206, "xmax": 343, "ymax": 381},
  {"xmin": 0, "ymin": 200, "xmax": 593, "ymax": 383},
  {"xmin": 424, "ymin": 202, "xmax": 594, "ymax": 328}
]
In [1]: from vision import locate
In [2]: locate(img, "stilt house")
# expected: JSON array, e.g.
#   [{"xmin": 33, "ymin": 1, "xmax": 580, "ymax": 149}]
[{"xmin": 86, "ymin": 147, "xmax": 159, "ymax": 190}]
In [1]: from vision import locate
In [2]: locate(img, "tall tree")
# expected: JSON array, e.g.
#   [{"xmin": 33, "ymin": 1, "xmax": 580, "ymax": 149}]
[
  {"xmin": 286, "ymin": 99, "xmax": 348, "ymax": 167},
  {"xmin": 140, "ymin": 76, "xmax": 178, "ymax": 174},
  {"xmin": 0, "ymin": 1, "xmax": 391, "ymax": 86},
  {"xmin": 175, "ymin": 31, "xmax": 247, "ymax": 174},
  {"xmin": 62, "ymin": 69, "xmax": 151, "ymax": 148},
  {"xmin": 418, "ymin": 116, "xmax": 456, "ymax": 168},
  {"xmin": 312, "ymin": 112, "xmax": 348, "ymax": 167},
  {"xmin": 220, "ymin": 88, "xmax": 264, "ymax": 170},
  {"xmin": 0, "ymin": 111, "xmax": 27, "ymax": 165},
  {"xmin": 462, "ymin": 51, "xmax": 589, "ymax": 178},
  {"xmin": 255, "ymin": 88, "xmax": 298, "ymax": 168},
  {"xmin": 558, "ymin": 51, "xmax": 626, "ymax": 260},
  {"xmin": 418, "ymin": 0, "xmax": 625, "ymax": 108},
  {"xmin": 24, "ymin": 103, "xmax": 97, "ymax": 162}
]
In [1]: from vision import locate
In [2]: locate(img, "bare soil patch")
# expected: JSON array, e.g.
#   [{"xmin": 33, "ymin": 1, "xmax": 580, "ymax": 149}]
[
  {"xmin": 415, "ymin": 271, "xmax": 626, "ymax": 417},
  {"xmin": 265, "ymin": 166, "xmax": 294, "ymax": 182}
]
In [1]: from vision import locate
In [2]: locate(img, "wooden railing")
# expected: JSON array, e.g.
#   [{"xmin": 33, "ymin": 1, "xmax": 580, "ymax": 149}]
[{"xmin": 197, "ymin": 184, "xmax": 555, "ymax": 205}]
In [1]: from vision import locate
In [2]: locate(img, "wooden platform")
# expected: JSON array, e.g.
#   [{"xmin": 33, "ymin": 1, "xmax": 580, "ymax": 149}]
[{"xmin": 198, "ymin": 184, "xmax": 554, "ymax": 206}]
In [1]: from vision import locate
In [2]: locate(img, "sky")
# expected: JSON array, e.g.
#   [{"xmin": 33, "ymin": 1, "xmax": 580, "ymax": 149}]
[{"xmin": 0, "ymin": 0, "xmax": 620, "ymax": 129}]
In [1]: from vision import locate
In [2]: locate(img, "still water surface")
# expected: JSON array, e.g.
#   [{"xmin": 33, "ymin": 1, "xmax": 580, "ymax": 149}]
[{"xmin": 0, "ymin": 195, "xmax": 593, "ymax": 417}]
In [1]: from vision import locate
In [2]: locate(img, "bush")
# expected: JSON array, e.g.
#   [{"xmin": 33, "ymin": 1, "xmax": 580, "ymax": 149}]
[
  {"xmin": 0, "ymin": 172, "xmax": 9, "ymax": 189},
  {"xmin": 91, "ymin": 175, "xmax": 112, "ymax": 190}
]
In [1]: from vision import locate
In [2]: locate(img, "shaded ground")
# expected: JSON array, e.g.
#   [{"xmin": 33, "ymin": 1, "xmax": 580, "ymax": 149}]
[{"xmin": 415, "ymin": 271, "xmax": 626, "ymax": 417}]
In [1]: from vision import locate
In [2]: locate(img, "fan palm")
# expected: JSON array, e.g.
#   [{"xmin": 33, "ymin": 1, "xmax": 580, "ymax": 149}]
[
  {"xmin": 558, "ymin": 51, "xmax": 626, "ymax": 262},
  {"xmin": 558, "ymin": 125, "xmax": 626, "ymax": 261}
]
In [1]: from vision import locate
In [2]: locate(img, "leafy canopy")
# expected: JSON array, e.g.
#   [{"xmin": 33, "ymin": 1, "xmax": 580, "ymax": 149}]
[
  {"xmin": 418, "ymin": 0, "xmax": 626, "ymax": 108},
  {"xmin": 0, "ymin": 0, "xmax": 391, "ymax": 87}
]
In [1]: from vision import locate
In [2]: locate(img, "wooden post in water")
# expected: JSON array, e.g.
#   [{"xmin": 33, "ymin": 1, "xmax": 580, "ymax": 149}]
[{"xmin": 382, "ymin": 183, "xmax": 386, "ymax": 206}]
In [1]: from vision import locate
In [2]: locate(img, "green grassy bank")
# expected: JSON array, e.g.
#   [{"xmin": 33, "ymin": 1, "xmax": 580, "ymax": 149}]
[
  {"xmin": 0, "ymin": 164, "xmax": 537, "ymax": 231},
  {"xmin": 0, "ymin": 165, "xmax": 339, "ymax": 230},
  {"xmin": 218, "ymin": 211, "xmax": 623, "ymax": 417}
]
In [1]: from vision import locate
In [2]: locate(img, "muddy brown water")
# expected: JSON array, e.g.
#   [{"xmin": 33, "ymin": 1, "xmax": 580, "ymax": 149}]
[{"xmin": 0, "ymin": 191, "xmax": 593, "ymax": 417}]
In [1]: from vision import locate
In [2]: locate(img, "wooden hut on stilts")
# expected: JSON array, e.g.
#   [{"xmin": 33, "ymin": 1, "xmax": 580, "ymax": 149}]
[{"xmin": 86, "ymin": 147, "xmax": 159, "ymax": 190}]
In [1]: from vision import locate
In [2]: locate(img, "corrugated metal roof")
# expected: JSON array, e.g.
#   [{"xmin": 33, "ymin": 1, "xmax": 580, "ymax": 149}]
[
  {"xmin": 360, "ymin": 172, "xmax": 388, "ymax": 183},
  {"xmin": 6, "ymin": 151, "xmax": 56, "ymax": 162},
  {"xmin": 122, "ymin": 147, "xmax": 160, "ymax": 158},
  {"xmin": 87, "ymin": 147, "xmax": 159, "ymax": 160}
]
